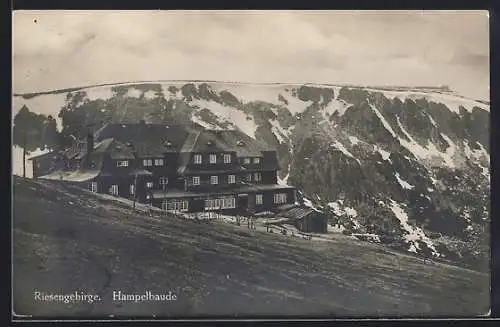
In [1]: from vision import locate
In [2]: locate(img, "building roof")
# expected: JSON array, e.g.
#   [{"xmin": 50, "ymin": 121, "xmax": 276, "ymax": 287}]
[
  {"xmin": 59, "ymin": 122, "xmax": 282, "ymax": 178},
  {"xmin": 278, "ymin": 206, "xmax": 317, "ymax": 220},
  {"xmin": 39, "ymin": 169, "xmax": 101, "ymax": 182},
  {"xmin": 190, "ymin": 129, "xmax": 273, "ymax": 156},
  {"xmin": 27, "ymin": 151, "xmax": 59, "ymax": 161},
  {"xmin": 176, "ymin": 128, "xmax": 275, "ymax": 175},
  {"xmin": 70, "ymin": 138, "xmax": 136, "ymax": 161},
  {"xmin": 39, "ymin": 155, "xmax": 105, "ymax": 182},
  {"xmin": 94, "ymin": 123, "xmax": 200, "ymax": 156}
]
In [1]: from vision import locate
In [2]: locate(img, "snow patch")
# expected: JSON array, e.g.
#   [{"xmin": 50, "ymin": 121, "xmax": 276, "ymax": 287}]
[
  {"xmin": 303, "ymin": 197, "xmax": 321, "ymax": 212},
  {"xmin": 394, "ymin": 172, "xmax": 415, "ymax": 190},
  {"xmin": 143, "ymin": 90, "xmax": 157, "ymax": 100},
  {"xmin": 330, "ymin": 141, "xmax": 360, "ymax": 164},
  {"xmin": 348, "ymin": 136, "xmax": 361, "ymax": 145},
  {"xmin": 191, "ymin": 115, "xmax": 224, "ymax": 130},
  {"xmin": 86, "ymin": 87, "xmax": 114, "ymax": 101},
  {"xmin": 396, "ymin": 117, "xmax": 457, "ymax": 168},
  {"xmin": 345, "ymin": 207, "xmax": 358, "ymax": 218},
  {"xmin": 369, "ymin": 104, "xmax": 397, "ymax": 138},
  {"xmin": 427, "ymin": 113, "xmax": 437, "ymax": 127},
  {"xmin": 126, "ymin": 88, "xmax": 142, "ymax": 98},
  {"xmin": 389, "ymin": 200, "xmax": 438, "ymax": 256},
  {"xmin": 368, "ymin": 88, "xmax": 490, "ymax": 113},
  {"xmin": 277, "ymin": 164, "xmax": 291, "ymax": 186},
  {"xmin": 270, "ymin": 119, "xmax": 290, "ymax": 144},
  {"xmin": 192, "ymin": 99, "xmax": 258, "ymax": 138},
  {"xmin": 322, "ymin": 99, "xmax": 352, "ymax": 118},
  {"xmin": 374, "ymin": 145, "xmax": 391, "ymax": 161},
  {"xmin": 328, "ymin": 223, "xmax": 346, "ymax": 233}
]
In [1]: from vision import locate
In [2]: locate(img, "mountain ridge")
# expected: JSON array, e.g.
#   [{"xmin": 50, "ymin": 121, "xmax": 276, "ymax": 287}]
[
  {"xmin": 12, "ymin": 81, "xmax": 490, "ymax": 269},
  {"xmin": 14, "ymin": 80, "xmax": 486, "ymax": 104}
]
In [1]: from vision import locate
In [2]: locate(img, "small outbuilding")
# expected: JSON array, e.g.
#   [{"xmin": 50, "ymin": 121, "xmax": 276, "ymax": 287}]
[{"xmin": 277, "ymin": 206, "xmax": 328, "ymax": 233}]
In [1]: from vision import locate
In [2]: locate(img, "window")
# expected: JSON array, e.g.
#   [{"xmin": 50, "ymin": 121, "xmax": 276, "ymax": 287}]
[
  {"xmin": 89, "ymin": 182, "xmax": 98, "ymax": 193},
  {"xmin": 254, "ymin": 172, "xmax": 262, "ymax": 182},
  {"xmin": 274, "ymin": 193, "xmax": 288, "ymax": 204},
  {"xmin": 256, "ymin": 194, "xmax": 263, "ymax": 205},
  {"xmin": 210, "ymin": 175, "xmax": 218, "ymax": 185},
  {"xmin": 246, "ymin": 173, "xmax": 252, "ymax": 182},
  {"xmin": 204, "ymin": 196, "xmax": 236, "ymax": 210},
  {"xmin": 244, "ymin": 158, "xmax": 251, "ymax": 164},
  {"xmin": 159, "ymin": 177, "xmax": 169, "ymax": 186},
  {"xmin": 143, "ymin": 159, "xmax": 152, "ymax": 167},
  {"xmin": 224, "ymin": 154, "xmax": 232, "ymax": 163},
  {"xmin": 253, "ymin": 157, "xmax": 261, "ymax": 164},
  {"xmin": 209, "ymin": 154, "xmax": 217, "ymax": 164},
  {"xmin": 192, "ymin": 176, "xmax": 200, "ymax": 185},
  {"xmin": 129, "ymin": 184, "xmax": 135, "ymax": 195},
  {"xmin": 110, "ymin": 185, "xmax": 119, "ymax": 196},
  {"xmin": 154, "ymin": 158, "xmax": 164, "ymax": 166},
  {"xmin": 117, "ymin": 160, "xmax": 129, "ymax": 167},
  {"xmin": 163, "ymin": 200, "xmax": 189, "ymax": 212},
  {"xmin": 193, "ymin": 154, "xmax": 202, "ymax": 164},
  {"xmin": 228, "ymin": 175, "xmax": 236, "ymax": 184},
  {"xmin": 146, "ymin": 182, "xmax": 154, "ymax": 189}
]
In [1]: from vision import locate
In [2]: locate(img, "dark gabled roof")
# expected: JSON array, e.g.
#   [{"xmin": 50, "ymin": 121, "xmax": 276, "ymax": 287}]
[
  {"xmin": 190, "ymin": 129, "xmax": 274, "ymax": 156},
  {"xmin": 278, "ymin": 207, "xmax": 316, "ymax": 220},
  {"xmin": 39, "ymin": 155, "xmax": 105, "ymax": 182},
  {"xmin": 176, "ymin": 129, "xmax": 277, "ymax": 175},
  {"xmin": 94, "ymin": 123, "xmax": 200, "ymax": 157},
  {"xmin": 27, "ymin": 151, "xmax": 58, "ymax": 161},
  {"xmin": 71, "ymin": 138, "xmax": 135, "ymax": 160}
]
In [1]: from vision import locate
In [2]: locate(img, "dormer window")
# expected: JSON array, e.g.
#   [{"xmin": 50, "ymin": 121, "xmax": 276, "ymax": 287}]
[
  {"xmin": 223, "ymin": 154, "xmax": 231, "ymax": 164},
  {"xmin": 237, "ymin": 140, "xmax": 245, "ymax": 146},
  {"xmin": 207, "ymin": 140, "xmax": 214, "ymax": 146},
  {"xmin": 193, "ymin": 154, "xmax": 202, "ymax": 164},
  {"xmin": 209, "ymin": 154, "xmax": 217, "ymax": 164},
  {"xmin": 253, "ymin": 157, "xmax": 261, "ymax": 164},
  {"xmin": 244, "ymin": 158, "xmax": 251, "ymax": 165},
  {"xmin": 117, "ymin": 160, "xmax": 129, "ymax": 167},
  {"xmin": 164, "ymin": 140, "xmax": 172, "ymax": 147}
]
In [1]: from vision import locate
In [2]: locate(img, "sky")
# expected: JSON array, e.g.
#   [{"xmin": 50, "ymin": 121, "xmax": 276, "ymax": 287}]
[{"xmin": 13, "ymin": 10, "xmax": 490, "ymax": 100}]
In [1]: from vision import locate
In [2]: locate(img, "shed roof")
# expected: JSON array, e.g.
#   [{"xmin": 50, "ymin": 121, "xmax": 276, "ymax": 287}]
[{"xmin": 278, "ymin": 206, "xmax": 317, "ymax": 220}]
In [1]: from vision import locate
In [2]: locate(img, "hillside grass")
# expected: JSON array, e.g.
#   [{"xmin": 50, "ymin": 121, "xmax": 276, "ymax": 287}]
[{"xmin": 13, "ymin": 177, "xmax": 490, "ymax": 318}]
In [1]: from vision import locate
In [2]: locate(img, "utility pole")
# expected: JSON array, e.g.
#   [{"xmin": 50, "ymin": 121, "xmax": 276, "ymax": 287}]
[
  {"xmin": 22, "ymin": 130, "xmax": 27, "ymax": 178},
  {"xmin": 132, "ymin": 172, "xmax": 138, "ymax": 209},
  {"xmin": 162, "ymin": 176, "xmax": 167, "ymax": 216}
]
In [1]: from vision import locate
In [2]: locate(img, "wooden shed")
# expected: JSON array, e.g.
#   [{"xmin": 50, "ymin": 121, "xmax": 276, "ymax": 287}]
[{"xmin": 278, "ymin": 206, "xmax": 328, "ymax": 233}]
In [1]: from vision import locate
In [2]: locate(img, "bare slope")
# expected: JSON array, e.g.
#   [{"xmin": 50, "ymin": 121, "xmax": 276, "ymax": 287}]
[{"xmin": 13, "ymin": 177, "xmax": 489, "ymax": 318}]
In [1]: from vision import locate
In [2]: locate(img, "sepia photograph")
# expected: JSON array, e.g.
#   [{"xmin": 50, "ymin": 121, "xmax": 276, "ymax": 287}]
[{"xmin": 12, "ymin": 10, "xmax": 490, "ymax": 319}]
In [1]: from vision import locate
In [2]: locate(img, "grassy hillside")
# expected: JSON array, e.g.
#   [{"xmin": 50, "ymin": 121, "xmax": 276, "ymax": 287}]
[{"xmin": 13, "ymin": 177, "xmax": 489, "ymax": 318}]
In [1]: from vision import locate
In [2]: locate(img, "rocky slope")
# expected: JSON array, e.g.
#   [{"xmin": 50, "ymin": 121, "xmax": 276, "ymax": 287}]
[{"xmin": 13, "ymin": 81, "xmax": 490, "ymax": 268}]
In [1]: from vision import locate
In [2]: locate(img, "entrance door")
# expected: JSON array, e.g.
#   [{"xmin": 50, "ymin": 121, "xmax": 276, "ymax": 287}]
[{"xmin": 238, "ymin": 194, "xmax": 249, "ymax": 211}]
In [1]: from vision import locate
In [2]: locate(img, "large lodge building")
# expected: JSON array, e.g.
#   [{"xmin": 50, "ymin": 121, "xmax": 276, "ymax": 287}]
[{"xmin": 29, "ymin": 121, "xmax": 297, "ymax": 215}]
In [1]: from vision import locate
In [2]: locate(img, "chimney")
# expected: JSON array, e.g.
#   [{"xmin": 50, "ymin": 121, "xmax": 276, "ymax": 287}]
[{"xmin": 86, "ymin": 129, "xmax": 94, "ymax": 159}]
